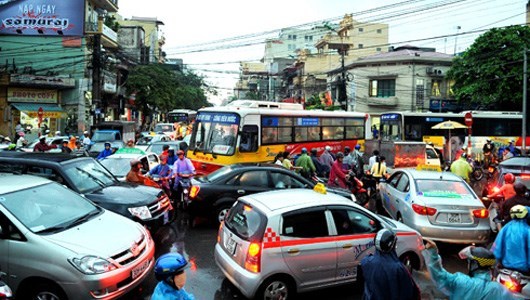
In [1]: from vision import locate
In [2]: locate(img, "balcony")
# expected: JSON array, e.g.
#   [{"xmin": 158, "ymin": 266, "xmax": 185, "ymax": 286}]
[
  {"xmin": 90, "ymin": 0, "xmax": 118, "ymax": 13},
  {"xmin": 363, "ymin": 96, "xmax": 398, "ymax": 107},
  {"xmin": 85, "ymin": 21, "xmax": 118, "ymax": 48}
]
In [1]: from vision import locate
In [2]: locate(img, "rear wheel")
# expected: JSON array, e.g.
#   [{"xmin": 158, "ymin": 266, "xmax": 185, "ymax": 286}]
[
  {"xmin": 216, "ymin": 204, "xmax": 233, "ymax": 224},
  {"xmin": 472, "ymin": 168, "xmax": 484, "ymax": 181},
  {"xmin": 257, "ymin": 276, "xmax": 295, "ymax": 300}
]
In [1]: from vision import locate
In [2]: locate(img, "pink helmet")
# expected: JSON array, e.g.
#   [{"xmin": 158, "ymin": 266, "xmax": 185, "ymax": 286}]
[{"xmin": 18, "ymin": 131, "xmax": 25, "ymax": 137}]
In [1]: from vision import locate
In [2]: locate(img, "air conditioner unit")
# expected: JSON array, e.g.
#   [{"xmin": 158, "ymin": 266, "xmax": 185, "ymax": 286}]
[{"xmin": 433, "ymin": 68, "xmax": 444, "ymax": 76}]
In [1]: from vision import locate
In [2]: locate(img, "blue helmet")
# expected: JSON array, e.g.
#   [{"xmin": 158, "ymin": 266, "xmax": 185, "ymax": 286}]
[
  {"xmin": 154, "ymin": 253, "xmax": 189, "ymax": 283},
  {"xmin": 355, "ymin": 144, "xmax": 361, "ymax": 150},
  {"xmin": 301, "ymin": 147, "xmax": 307, "ymax": 153}
]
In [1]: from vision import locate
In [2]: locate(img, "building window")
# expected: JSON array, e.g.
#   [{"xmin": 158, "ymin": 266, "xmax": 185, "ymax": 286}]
[
  {"xmin": 369, "ymin": 79, "xmax": 396, "ymax": 98},
  {"xmin": 377, "ymin": 29, "xmax": 382, "ymax": 34},
  {"xmin": 376, "ymin": 47, "xmax": 382, "ymax": 51},
  {"xmin": 358, "ymin": 44, "xmax": 363, "ymax": 49},
  {"xmin": 432, "ymin": 80, "xmax": 442, "ymax": 97},
  {"xmin": 304, "ymin": 35, "xmax": 313, "ymax": 42},
  {"xmin": 358, "ymin": 28, "xmax": 364, "ymax": 32},
  {"xmin": 288, "ymin": 34, "xmax": 297, "ymax": 40}
]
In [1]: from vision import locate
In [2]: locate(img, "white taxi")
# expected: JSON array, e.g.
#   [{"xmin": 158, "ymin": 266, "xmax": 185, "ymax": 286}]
[{"xmin": 214, "ymin": 187, "xmax": 424, "ymax": 299}]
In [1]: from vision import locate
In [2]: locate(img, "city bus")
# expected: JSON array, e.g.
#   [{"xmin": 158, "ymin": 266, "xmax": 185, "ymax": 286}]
[
  {"xmin": 167, "ymin": 109, "xmax": 196, "ymax": 124},
  {"xmin": 379, "ymin": 111, "xmax": 524, "ymax": 160},
  {"xmin": 187, "ymin": 101, "xmax": 370, "ymax": 175}
]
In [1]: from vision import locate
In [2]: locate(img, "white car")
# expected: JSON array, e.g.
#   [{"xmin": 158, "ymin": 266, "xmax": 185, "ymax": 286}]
[
  {"xmin": 215, "ymin": 188, "xmax": 424, "ymax": 299},
  {"xmin": 100, "ymin": 148, "xmax": 160, "ymax": 181}
]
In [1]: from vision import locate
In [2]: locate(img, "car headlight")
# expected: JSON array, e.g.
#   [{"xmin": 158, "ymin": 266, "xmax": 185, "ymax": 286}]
[
  {"xmin": 128, "ymin": 206, "xmax": 152, "ymax": 220},
  {"xmin": 69, "ymin": 256, "xmax": 117, "ymax": 274}
]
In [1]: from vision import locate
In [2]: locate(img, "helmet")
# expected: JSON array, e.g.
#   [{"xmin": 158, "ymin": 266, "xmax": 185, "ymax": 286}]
[
  {"xmin": 154, "ymin": 253, "xmax": 189, "ymax": 283},
  {"xmin": 355, "ymin": 144, "xmax": 361, "ymax": 150},
  {"xmin": 325, "ymin": 145, "xmax": 331, "ymax": 151},
  {"xmin": 104, "ymin": 142, "xmax": 111, "ymax": 147},
  {"xmin": 130, "ymin": 159, "xmax": 141, "ymax": 167},
  {"xmin": 55, "ymin": 130, "xmax": 61, "ymax": 135},
  {"xmin": 83, "ymin": 131, "xmax": 89, "ymax": 135},
  {"xmin": 4, "ymin": 137, "xmax": 11, "ymax": 142},
  {"xmin": 504, "ymin": 173, "xmax": 515, "ymax": 184},
  {"xmin": 374, "ymin": 229, "xmax": 397, "ymax": 253},
  {"xmin": 510, "ymin": 205, "xmax": 528, "ymax": 220},
  {"xmin": 177, "ymin": 150, "xmax": 185, "ymax": 156},
  {"xmin": 486, "ymin": 139, "xmax": 491, "ymax": 142},
  {"xmin": 458, "ymin": 246, "xmax": 496, "ymax": 276},
  {"xmin": 336, "ymin": 152, "xmax": 344, "ymax": 159},
  {"xmin": 301, "ymin": 147, "xmax": 307, "ymax": 153},
  {"xmin": 514, "ymin": 183, "xmax": 527, "ymax": 196},
  {"xmin": 39, "ymin": 136, "xmax": 46, "ymax": 141},
  {"xmin": 510, "ymin": 139, "xmax": 515, "ymax": 143},
  {"xmin": 311, "ymin": 148, "xmax": 317, "ymax": 155},
  {"xmin": 344, "ymin": 146, "xmax": 351, "ymax": 152},
  {"xmin": 460, "ymin": 152, "xmax": 468, "ymax": 159}
]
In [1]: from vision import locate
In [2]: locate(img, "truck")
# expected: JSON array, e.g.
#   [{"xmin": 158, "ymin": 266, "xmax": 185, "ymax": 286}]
[
  {"xmin": 89, "ymin": 121, "xmax": 136, "ymax": 157},
  {"xmin": 364, "ymin": 139, "xmax": 441, "ymax": 171}
]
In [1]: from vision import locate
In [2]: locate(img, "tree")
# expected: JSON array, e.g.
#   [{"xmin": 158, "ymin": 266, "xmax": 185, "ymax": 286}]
[{"xmin": 447, "ymin": 25, "xmax": 530, "ymax": 110}]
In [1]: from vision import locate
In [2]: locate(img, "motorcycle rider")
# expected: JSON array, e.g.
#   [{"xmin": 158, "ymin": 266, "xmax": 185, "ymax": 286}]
[
  {"xmin": 328, "ymin": 152, "xmax": 349, "ymax": 189},
  {"xmin": 295, "ymin": 148, "xmax": 316, "ymax": 179},
  {"xmin": 450, "ymin": 152, "xmax": 472, "ymax": 183},
  {"xmin": 357, "ymin": 229, "xmax": 420, "ymax": 300},
  {"xmin": 172, "ymin": 150, "xmax": 196, "ymax": 199},
  {"xmin": 126, "ymin": 159, "xmax": 147, "ymax": 185},
  {"xmin": 487, "ymin": 173, "xmax": 516, "ymax": 201},
  {"xmin": 33, "ymin": 136, "xmax": 52, "ymax": 152},
  {"xmin": 148, "ymin": 155, "xmax": 173, "ymax": 194},
  {"xmin": 423, "ymin": 239, "xmax": 517, "ymax": 300},
  {"xmin": 492, "ymin": 205, "xmax": 530, "ymax": 274},
  {"xmin": 483, "ymin": 139, "xmax": 495, "ymax": 167},
  {"xmin": 152, "ymin": 252, "xmax": 195, "ymax": 300},
  {"xmin": 96, "ymin": 142, "xmax": 113, "ymax": 160},
  {"xmin": 501, "ymin": 183, "xmax": 530, "ymax": 224}
]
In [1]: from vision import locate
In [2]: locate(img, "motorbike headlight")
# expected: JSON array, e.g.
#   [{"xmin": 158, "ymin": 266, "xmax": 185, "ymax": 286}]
[
  {"xmin": 128, "ymin": 206, "xmax": 152, "ymax": 220},
  {"xmin": 69, "ymin": 256, "xmax": 117, "ymax": 274}
]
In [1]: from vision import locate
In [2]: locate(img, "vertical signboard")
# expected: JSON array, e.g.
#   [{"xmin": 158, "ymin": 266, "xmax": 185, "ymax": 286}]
[{"xmin": 0, "ymin": 0, "xmax": 85, "ymax": 36}]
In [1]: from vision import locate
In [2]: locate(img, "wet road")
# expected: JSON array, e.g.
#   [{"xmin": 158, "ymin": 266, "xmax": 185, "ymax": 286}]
[{"xmin": 123, "ymin": 214, "xmax": 469, "ymax": 300}]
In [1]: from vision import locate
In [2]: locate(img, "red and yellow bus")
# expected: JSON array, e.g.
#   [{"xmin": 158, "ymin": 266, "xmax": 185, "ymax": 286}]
[{"xmin": 187, "ymin": 100, "xmax": 370, "ymax": 175}]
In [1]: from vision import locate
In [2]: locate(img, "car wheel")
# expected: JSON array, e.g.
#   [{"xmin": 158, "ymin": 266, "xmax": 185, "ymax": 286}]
[
  {"xmin": 216, "ymin": 204, "xmax": 233, "ymax": 224},
  {"xmin": 24, "ymin": 282, "xmax": 66, "ymax": 300},
  {"xmin": 258, "ymin": 276, "xmax": 295, "ymax": 300},
  {"xmin": 399, "ymin": 253, "xmax": 414, "ymax": 274}
]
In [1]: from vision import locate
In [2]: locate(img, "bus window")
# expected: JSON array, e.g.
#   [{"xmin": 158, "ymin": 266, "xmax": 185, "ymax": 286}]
[
  {"xmin": 278, "ymin": 127, "xmax": 292, "ymax": 143},
  {"xmin": 295, "ymin": 127, "xmax": 308, "ymax": 142},
  {"xmin": 262, "ymin": 127, "xmax": 277, "ymax": 144},
  {"xmin": 240, "ymin": 125, "xmax": 258, "ymax": 153}
]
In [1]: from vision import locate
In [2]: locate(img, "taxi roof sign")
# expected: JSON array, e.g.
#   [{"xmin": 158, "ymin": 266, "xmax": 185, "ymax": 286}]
[
  {"xmin": 313, "ymin": 183, "xmax": 327, "ymax": 195},
  {"xmin": 115, "ymin": 147, "xmax": 146, "ymax": 155},
  {"xmin": 416, "ymin": 164, "xmax": 441, "ymax": 172}
]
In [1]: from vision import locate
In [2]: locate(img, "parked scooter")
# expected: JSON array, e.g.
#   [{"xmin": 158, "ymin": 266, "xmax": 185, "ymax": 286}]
[{"xmin": 496, "ymin": 267, "xmax": 530, "ymax": 298}]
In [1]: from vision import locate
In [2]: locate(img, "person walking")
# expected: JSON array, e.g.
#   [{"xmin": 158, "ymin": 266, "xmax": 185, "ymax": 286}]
[
  {"xmin": 357, "ymin": 229, "xmax": 420, "ymax": 300},
  {"xmin": 295, "ymin": 148, "xmax": 316, "ymax": 179}
]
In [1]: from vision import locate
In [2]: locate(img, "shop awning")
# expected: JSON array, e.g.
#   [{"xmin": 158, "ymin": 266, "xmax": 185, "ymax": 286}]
[{"xmin": 11, "ymin": 103, "xmax": 67, "ymax": 118}]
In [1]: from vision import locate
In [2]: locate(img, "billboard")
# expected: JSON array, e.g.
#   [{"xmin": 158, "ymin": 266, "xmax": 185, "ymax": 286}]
[{"xmin": 0, "ymin": 0, "xmax": 85, "ymax": 36}]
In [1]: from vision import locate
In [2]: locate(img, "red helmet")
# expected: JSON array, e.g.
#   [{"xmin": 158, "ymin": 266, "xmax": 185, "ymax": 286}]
[{"xmin": 504, "ymin": 173, "xmax": 515, "ymax": 184}]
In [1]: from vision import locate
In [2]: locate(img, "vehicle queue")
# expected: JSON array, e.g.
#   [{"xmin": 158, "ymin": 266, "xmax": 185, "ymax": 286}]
[{"xmin": 0, "ymin": 102, "xmax": 530, "ymax": 299}]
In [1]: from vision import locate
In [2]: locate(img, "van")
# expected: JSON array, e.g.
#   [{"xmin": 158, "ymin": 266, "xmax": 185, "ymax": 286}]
[{"xmin": 0, "ymin": 174, "xmax": 155, "ymax": 299}]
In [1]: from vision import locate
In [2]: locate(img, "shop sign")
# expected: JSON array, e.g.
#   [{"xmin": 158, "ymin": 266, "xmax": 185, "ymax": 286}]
[
  {"xmin": 8, "ymin": 88, "xmax": 57, "ymax": 103},
  {"xmin": 0, "ymin": 0, "xmax": 85, "ymax": 36},
  {"xmin": 103, "ymin": 71, "xmax": 117, "ymax": 93},
  {"xmin": 10, "ymin": 74, "xmax": 75, "ymax": 88},
  {"xmin": 26, "ymin": 111, "xmax": 64, "ymax": 118}
]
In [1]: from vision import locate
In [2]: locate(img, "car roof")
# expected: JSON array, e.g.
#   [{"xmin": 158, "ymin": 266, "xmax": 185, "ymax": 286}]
[
  {"xmin": 400, "ymin": 169, "xmax": 462, "ymax": 181},
  {"xmin": 103, "ymin": 153, "xmax": 149, "ymax": 159},
  {"xmin": 149, "ymin": 141, "xmax": 183, "ymax": 145},
  {"xmin": 240, "ymin": 189, "xmax": 351, "ymax": 213},
  {"xmin": 0, "ymin": 173, "xmax": 51, "ymax": 194},
  {"xmin": 0, "ymin": 151, "xmax": 88, "ymax": 163},
  {"xmin": 500, "ymin": 157, "xmax": 530, "ymax": 169}
]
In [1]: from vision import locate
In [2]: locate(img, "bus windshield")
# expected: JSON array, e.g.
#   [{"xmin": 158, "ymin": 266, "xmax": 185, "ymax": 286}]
[{"xmin": 190, "ymin": 112, "xmax": 240, "ymax": 156}]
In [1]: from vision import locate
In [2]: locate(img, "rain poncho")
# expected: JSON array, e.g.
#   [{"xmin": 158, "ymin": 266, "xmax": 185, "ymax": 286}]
[
  {"xmin": 151, "ymin": 281, "xmax": 195, "ymax": 300},
  {"xmin": 492, "ymin": 219, "xmax": 530, "ymax": 273},
  {"xmin": 422, "ymin": 248, "xmax": 517, "ymax": 300}
]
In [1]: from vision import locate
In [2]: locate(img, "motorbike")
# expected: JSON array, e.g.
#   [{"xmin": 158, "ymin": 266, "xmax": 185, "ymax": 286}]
[
  {"xmin": 496, "ymin": 267, "xmax": 530, "ymax": 298},
  {"xmin": 481, "ymin": 195, "xmax": 504, "ymax": 233},
  {"xmin": 347, "ymin": 171, "xmax": 370, "ymax": 208},
  {"xmin": 174, "ymin": 171, "xmax": 194, "ymax": 210}
]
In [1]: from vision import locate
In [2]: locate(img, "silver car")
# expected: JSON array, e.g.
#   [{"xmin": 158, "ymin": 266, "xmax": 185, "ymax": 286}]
[
  {"xmin": 0, "ymin": 174, "xmax": 155, "ymax": 299},
  {"xmin": 379, "ymin": 169, "xmax": 490, "ymax": 244},
  {"xmin": 215, "ymin": 188, "xmax": 424, "ymax": 299}
]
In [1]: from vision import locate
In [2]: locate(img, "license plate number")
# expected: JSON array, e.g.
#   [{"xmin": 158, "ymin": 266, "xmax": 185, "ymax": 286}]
[
  {"xmin": 132, "ymin": 259, "xmax": 149, "ymax": 280},
  {"xmin": 448, "ymin": 213, "xmax": 461, "ymax": 223},
  {"xmin": 225, "ymin": 237, "xmax": 237, "ymax": 255}
]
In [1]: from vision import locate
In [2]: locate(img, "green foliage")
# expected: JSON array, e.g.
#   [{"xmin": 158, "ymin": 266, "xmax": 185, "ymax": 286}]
[
  {"xmin": 305, "ymin": 93, "xmax": 339, "ymax": 110},
  {"xmin": 447, "ymin": 25, "xmax": 530, "ymax": 110},
  {"xmin": 126, "ymin": 64, "xmax": 211, "ymax": 124}
]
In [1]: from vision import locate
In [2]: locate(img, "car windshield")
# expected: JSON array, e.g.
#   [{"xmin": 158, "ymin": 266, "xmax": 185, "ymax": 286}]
[
  {"xmin": 154, "ymin": 124, "xmax": 173, "ymax": 132},
  {"xmin": 190, "ymin": 112, "xmax": 240, "ymax": 155},
  {"xmin": 204, "ymin": 166, "xmax": 234, "ymax": 182},
  {"xmin": 416, "ymin": 179, "xmax": 474, "ymax": 198},
  {"xmin": 92, "ymin": 131, "xmax": 116, "ymax": 142},
  {"xmin": 224, "ymin": 201, "xmax": 266, "ymax": 241},
  {"xmin": 62, "ymin": 159, "xmax": 116, "ymax": 193},
  {"xmin": 1, "ymin": 182, "xmax": 100, "ymax": 233},
  {"xmin": 100, "ymin": 157, "xmax": 131, "ymax": 177}
]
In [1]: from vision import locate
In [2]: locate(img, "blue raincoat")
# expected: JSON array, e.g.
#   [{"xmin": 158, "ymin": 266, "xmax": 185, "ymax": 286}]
[
  {"xmin": 358, "ymin": 250, "xmax": 420, "ymax": 300},
  {"xmin": 96, "ymin": 148, "xmax": 113, "ymax": 160},
  {"xmin": 492, "ymin": 219, "xmax": 530, "ymax": 273},
  {"xmin": 151, "ymin": 281, "xmax": 195, "ymax": 300},
  {"xmin": 422, "ymin": 248, "xmax": 517, "ymax": 300}
]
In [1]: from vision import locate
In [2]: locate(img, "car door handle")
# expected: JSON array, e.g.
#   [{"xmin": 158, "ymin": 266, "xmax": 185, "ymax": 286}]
[
  {"xmin": 342, "ymin": 243, "xmax": 353, "ymax": 249},
  {"xmin": 237, "ymin": 190, "xmax": 246, "ymax": 194},
  {"xmin": 287, "ymin": 248, "xmax": 300, "ymax": 254}
]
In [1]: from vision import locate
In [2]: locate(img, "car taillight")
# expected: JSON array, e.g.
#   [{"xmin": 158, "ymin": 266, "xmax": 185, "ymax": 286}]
[
  {"xmin": 245, "ymin": 242, "xmax": 261, "ymax": 273},
  {"xmin": 473, "ymin": 209, "xmax": 489, "ymax": 218},
  {"xmin": 217, "ymin": 221, "xmax": 223, "ymax": 244},
  {"xmin": 500, "ymin": 276, "xmax": 522, "ymax": 292},
  {"xmin": 412, "ymin": 203, "xmax": 437, "ymax": 216},
  {"xmin": 189, "ymin": 185, "xmax": 200, "ymax": 199}
]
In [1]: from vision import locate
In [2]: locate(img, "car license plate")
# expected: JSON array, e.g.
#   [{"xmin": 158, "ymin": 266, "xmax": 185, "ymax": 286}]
[
  {"xmin": 131, "ymin": 259, "xmax": 149, "ymax": 280},
  {"xmin": 448, "ymin": 213, "xmax": 461, "ymax": 223},
  {"xmin": 225, "ymin": 237, "xmax": 237, "ymax": 255}
]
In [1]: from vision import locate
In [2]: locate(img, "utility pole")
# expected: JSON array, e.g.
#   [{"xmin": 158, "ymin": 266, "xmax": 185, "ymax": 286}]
[
  {"xmin": 523, "ymin": 47, "xmax": 527, "ymax": 155},
  {"xmin": 339, "ymin": 44, "xmax": 348, "ymax": 111},
  {"xmin": 92, "ymin": 33, "xmax": 102, "ymax": 125}
]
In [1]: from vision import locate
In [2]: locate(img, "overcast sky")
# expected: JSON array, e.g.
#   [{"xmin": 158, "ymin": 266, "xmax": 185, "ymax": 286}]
[{"xmin": 118, "ymin": 0, "xmax": 527, "ymax": 105}]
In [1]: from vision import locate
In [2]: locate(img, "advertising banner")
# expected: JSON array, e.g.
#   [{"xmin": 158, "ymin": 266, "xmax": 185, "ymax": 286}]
[
  {"xmin": 0, "ymin": 0, "xmax": 85, "ymax": 36},
  {"xmin": 8, "ymin": 87, "xmax": 58, "ymax": 103}
]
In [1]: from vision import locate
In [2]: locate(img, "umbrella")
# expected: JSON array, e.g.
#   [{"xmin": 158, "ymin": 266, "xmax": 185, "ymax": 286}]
[{"xmin": 431, "ymin": 120, "xmax": 468, "ymax": 162}]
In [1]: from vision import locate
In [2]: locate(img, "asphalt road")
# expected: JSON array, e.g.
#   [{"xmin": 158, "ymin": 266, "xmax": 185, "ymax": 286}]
[{"xmin": 123, "ymin": 214, "xmax": 469, "ymax": 300}]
